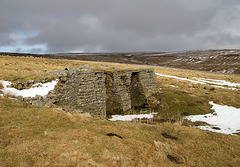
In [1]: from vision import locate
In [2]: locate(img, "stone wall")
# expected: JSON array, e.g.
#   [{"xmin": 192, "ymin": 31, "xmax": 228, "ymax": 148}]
[
  {"xmin": 105, "ymin": 69, "xmax": 158, "ymax": 115},
  {"xmin": 53, "ymin": 71, "xmax": 106, "ymax": 118},
  {"xmin": 30, "ymin": 67, "xmax": 159, "ymax": 118}
]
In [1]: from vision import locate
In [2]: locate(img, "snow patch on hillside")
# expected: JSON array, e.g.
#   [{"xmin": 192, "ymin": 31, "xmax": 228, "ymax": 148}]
[
  {"xmin": 156, "ymin": 73, "xmax": 240, "ymax": 90},
  {"xmin": 193, "ymin": 78, "xmax": 240, "ymax": 87},
  {"xmin": 155, "ymin": 73, "xmax": 204, "ymax": 84},
  {"xmin": 184, "ymin": 102, "xmax": 240, "ymax": 135}
]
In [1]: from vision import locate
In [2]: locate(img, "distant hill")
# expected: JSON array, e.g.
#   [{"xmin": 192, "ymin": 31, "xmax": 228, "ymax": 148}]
[{"xmin": 1, "ymin": 49, "xmax": 240, "ymax": 75}]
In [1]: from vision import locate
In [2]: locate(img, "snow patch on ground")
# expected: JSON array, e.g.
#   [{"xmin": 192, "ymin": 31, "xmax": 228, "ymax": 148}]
[
  {"xmin": 184, "ymin": 102, "xmax": 240, "ymax": 135},
  {"xmin": 193, "ymin": 78, "xmax": 240, "ymax": 88},
  {"xmin": 156, "ymin": 73, "xmax": 240, "ymax": 90},
  {"xmin": 170, "ymin": 85, "xmax": 179, "ymax": 88},
  {"xmin": 0, "ymin": 80, "xmax": 58, "ymax": 98},
  {"xmin": 155, "ymin": 73, "xmax": 204, "ymax": 84},
  {"xmin": 109, "ymin": 113, "xmax": 158, "ymax": 121}
]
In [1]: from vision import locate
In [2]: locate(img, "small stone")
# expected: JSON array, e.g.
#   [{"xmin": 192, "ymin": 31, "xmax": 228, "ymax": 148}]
[
  {"xmin": 210, "ymin": 87, "xmax": 215, "ymax": 91},
  {"xmin": 16, "ymin": 96, "xmax": 24, "ymax": 101},
  {"xmin": 212, "ymin": 127, "xmax": 221, "ymax": 130},
  {"xmin": 47, "ymin": 93, "xmax": 56, "ymax": 99},
  {"xmin": 60, "ymin": 76, "xmax": 68, "ymax": 82},
  {"xmin": 23, "ymin": 97, "xmax": 31, "ymax": 102},
  {"xmin": 45, "ymin": 101, "xmax": 53, "ymax": 107},
  {"xmin": 17, "ymin": 84, "xmax": 23, "ymax": 90},
  {"xmin": 35, "ymin": 95, "xmax": 43, "ymax": 101},
  {"xmin": 101, "ymin": 64, "xmax": 108, "ymax": 67}
]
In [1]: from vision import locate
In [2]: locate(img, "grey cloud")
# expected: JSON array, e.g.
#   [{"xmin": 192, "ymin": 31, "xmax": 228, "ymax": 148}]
[{"xmin": 1, "ymin": 0, "xmax": 240, "ymax": 53}]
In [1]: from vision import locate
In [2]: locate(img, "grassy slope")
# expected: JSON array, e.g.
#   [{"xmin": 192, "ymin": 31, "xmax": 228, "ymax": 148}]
[
  {"xmin": 1, "ymin": 98, "xmax": 240, "ymax": 167},
  {"xmin": 1, "ymin": 55, "xmax": 240, "ymax": 166}
]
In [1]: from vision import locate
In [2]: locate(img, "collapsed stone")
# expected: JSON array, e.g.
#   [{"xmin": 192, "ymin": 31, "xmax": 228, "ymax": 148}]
[{"xmin": 27, "ymin": 68, "xmax": 159, "ymax": 118}]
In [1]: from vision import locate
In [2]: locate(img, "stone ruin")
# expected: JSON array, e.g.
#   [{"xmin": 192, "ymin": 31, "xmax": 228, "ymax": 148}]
[{"xmin": 26, "ymin": 67, "xmax": 159, "ymax": 118}]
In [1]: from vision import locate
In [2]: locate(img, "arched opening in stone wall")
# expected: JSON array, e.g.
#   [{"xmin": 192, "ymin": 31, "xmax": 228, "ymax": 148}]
[{"xmin": 130, "ymin": 72, "xmax": 147, "ymax": 109}]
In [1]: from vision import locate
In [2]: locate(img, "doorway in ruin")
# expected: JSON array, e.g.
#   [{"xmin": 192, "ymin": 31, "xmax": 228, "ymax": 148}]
[
  {"xmin": 105, "ymin": 72, "xmax": 125, "ymax": 116},
  {"xmin": 130, "ymin": 72, "xmax": 147, "ymax": 109}
]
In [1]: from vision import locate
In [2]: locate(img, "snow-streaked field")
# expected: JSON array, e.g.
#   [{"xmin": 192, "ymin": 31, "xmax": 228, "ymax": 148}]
[
  {"xmin": 1, "ymin": 74, "xmax": 240, "ymax": 135},
  {"xmin": 0, "ymin": 80, "xmax": 58, "ymax": 98},
  {"xmin": 156, "ymin": 72, "xmax": 240, "ymax": 135},
  {"xmin": 109, "ymin": 102, "xmax": 240, "ymax": 135},
  {"xmin": 156, "ymin": 73, "xmax": 240, "ymax": 90},
  {"xmin": 185, "ymin": 102, "xmax": 240, "ymax": 135}
]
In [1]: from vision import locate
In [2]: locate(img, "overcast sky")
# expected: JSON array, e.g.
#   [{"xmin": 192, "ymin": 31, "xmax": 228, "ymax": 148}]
[{"xmin": 0, "ymin": 0, "xmax": 240, "ymax": 53}]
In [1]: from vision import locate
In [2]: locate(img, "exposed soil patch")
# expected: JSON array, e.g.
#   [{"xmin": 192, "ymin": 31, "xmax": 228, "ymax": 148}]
[
  {"xmin": 182, "ymin": 112, "xmax": 190, "ymax": 116},
  {"xmin": 212, "ymin": 127, "xmax": 221, "ymax": 130},
  {"xmin": 188, "ymin": 103, "xmax": 196, "ymax": 107},
  {"xmin": 161, "ymin": 133, "xmax": 178, "ymax": 140},
  {"xmin": 167, "ymin": 154, "xmax": 183, "ymax": 164},
  {"xmin": 210, "ymin": 88, "xmax": 215, "ymax": 91},
  {"xmin": 106, "ymin": 133, "xmax": 124, "ymax": 139}
]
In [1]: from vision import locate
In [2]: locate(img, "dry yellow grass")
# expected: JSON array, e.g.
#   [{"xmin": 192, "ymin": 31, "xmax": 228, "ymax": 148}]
[
  {"xmin": 1, "ymin": 54, "xmax": 239, "ymax": 109},
  {"xmin": 0, "ymin": 55, "xmax": 150, "ymax": 82},
  {"xmin": 0, "ymin": 97, "xmax": 240, "ymax": 166},
  {"xmin": 1, "ymin": 54, "xmax": 240, "ymax": 82},
  {"xmin": 0, "ymin": 54, "xmax": 239, "ymax": 115},
  {"xmin": 1, "ymin": 55, "xmax": 240, "ymax": 166}
]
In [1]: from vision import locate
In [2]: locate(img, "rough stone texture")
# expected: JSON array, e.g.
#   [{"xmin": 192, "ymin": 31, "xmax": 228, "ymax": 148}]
[
  {"xmin": 26, "ymin": 67, "xmax": 158, "ymax": 118},
  {"xmin": 46, "ymin": 70, "xmax": 107, "ymax": 118},
  {"xmin": 105, "ymin": 69, "xmax": 158, "ymax": 115},
  {"xmin": 11, "ymin": 78, "xmax": 55, "ymax": 90}
]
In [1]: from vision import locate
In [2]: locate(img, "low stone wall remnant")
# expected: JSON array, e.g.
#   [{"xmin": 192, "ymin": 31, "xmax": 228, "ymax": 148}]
[{"xmin": 25, "ymin": 67, "xmax": 159, "ymax": 118}]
